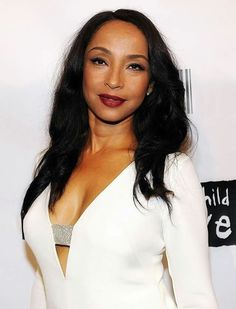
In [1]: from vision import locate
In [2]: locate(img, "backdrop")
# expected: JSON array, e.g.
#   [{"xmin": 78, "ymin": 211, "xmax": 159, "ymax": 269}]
[{"xmin": 0, "ymin": 0, "xmax": 235, "ymax": 308}]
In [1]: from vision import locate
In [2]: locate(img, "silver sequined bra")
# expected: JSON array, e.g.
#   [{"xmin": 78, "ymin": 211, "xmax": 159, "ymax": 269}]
[{"xmin": 51, "ymin": 224, "xmax": 74, "ymax": 246}]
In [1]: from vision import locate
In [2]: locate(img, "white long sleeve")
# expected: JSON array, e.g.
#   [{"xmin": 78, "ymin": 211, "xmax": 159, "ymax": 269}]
[
  {"xmin": 24, "ymin": 152, "xmax": 219, "ymax": 308},
  {"xmin": 161, "ymin": 154, "xmax": 218, "ymax": 308},
  {"xmin": 30, "ymin": 267, "xmax": 47, "ymax": 309}
]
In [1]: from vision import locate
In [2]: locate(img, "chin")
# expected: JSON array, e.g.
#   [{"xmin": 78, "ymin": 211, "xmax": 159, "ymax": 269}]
[
  {"xmin": 92, "ymin": 110, "xmax": 132, "ymax": 124},
  {"xmin": 98, "ymin": 115, "xmax": 127, "ymax": 125}
]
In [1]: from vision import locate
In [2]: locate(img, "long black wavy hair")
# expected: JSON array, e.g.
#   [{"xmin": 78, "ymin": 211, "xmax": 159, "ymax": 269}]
[{"xmin": 21, "ymin": 9, "xmax": 194, "ymax": 239}]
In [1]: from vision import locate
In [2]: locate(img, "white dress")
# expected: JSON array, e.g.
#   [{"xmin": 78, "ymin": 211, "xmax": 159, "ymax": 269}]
[{"xmin": 23, "ymin": 152, "xmax": 218, "ymax": 309}]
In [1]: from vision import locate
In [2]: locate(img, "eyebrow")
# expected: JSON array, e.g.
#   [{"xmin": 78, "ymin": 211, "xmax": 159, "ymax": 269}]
[{"xmin": 87, "ymin": 46, "xmax": 149, "ymax": 62}]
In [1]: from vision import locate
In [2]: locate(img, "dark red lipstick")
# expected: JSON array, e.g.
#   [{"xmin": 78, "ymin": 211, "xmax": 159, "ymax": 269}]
[{"xmin": 98, "ymin": 93, "xmax": 126, "ymax": 107}]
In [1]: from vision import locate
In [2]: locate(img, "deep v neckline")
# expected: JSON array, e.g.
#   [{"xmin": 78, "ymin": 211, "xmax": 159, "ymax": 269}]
[
  {"xmin": 46, "ymin": 160, "xmax": 135, "ymax": 229},
  {"xmin": 45, "ymin": 160, "xmax": 135, "ymax": 279}
]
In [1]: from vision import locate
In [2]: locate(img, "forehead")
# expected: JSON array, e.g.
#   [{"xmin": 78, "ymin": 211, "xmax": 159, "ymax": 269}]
[{"xmin": 86, "ymin": 20, "xmax": 148, "ymax": 54}]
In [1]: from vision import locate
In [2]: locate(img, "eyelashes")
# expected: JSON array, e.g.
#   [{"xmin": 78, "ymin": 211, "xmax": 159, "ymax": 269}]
[
  {"xmin": 90, "ymin": 57, "xmax": 106, "ymax": 66},
  {"xmin": 128, "ymin": 63, "xmax": 145, "ymax": 71},
  {"xmin": 90, "ymin": 57, "xmax": 145, "ymax": 71}
]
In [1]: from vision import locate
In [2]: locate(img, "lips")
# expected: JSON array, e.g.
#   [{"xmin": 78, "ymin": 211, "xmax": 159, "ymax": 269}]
[
  {"xmin": 98, "ymin": 93, "xmax": 126, "ymax": 107},
  {"xmin": 99, "ymin": 93, "xmax": 126, "ymax": 101}
]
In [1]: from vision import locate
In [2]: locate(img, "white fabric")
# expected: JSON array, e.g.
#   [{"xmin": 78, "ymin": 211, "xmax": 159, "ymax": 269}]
[
  {"xmin": 30, "ymin": 267, "xmax": 47, "ymax": 309},
  {"xmin": 24, "ymin": 152, "xmax": 219, "ymax": 309}
]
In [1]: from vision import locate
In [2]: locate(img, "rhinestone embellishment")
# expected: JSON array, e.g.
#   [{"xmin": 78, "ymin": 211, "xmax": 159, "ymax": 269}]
[{"xmin": 52, "ymin": 224, "xmax": 74, "ymax": 246}]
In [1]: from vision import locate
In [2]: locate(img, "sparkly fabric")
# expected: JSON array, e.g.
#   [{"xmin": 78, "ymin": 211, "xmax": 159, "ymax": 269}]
[{"xmin": 51, "ymin": 224, "xmax": 74, "ymax": 246}]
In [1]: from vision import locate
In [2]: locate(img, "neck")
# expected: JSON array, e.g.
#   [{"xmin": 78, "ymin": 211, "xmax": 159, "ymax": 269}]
[{"xmin": 84, "ymin": 113, "xmax": 137, "ymax": 154}]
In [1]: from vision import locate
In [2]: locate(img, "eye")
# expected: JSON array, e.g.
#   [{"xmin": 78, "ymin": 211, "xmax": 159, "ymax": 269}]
[
  {"xmin": 128, "ymin": 63, "xmax": 145, "ymax": 71},
  {"xmin": 90, "ymin": 57, "xmax": 107, "ymax": 65}
]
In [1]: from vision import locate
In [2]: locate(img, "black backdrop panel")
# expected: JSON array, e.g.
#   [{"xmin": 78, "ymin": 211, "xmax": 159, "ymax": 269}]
[{"xmin": 201, "ymin": 180, "xmax": 236, "ymax": 247}]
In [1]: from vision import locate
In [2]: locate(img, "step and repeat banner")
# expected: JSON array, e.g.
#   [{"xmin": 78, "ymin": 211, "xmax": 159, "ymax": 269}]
[
  {"xmin": 203, "ymin": 180, "xmax": 236, "ymax": 247},
  {"xmin": 0, "ymin": 1, "xmax": 235, "ymax": 308}
]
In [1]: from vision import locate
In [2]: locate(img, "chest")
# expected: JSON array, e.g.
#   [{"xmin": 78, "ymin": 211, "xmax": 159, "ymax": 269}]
[
  {"xmin": 25, "ymin": 164, "xmax": 165, "ymax": 256},
  {"xmin": 48, "ymin": 161, "xmax": 133, "ymax": 226}
]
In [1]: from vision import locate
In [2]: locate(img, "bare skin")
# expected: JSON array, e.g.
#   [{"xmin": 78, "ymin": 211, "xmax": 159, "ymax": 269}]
[{"xmin": 48, "ymin": 20, "xmax": 152, "ymax": 277}]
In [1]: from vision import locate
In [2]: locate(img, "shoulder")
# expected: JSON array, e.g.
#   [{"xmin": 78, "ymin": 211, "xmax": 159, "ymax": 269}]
[
  {"xmin": 164, "ymin": 152, "xmax": 198, "ymax": 188},
  {"xmin": 164, "ymin": 151, "xmax": 192, "ymax": 172}
]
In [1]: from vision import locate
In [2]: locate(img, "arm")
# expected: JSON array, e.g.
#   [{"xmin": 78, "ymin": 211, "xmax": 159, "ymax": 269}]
[
  {"xmin": 30, "ymin": 267, "xmax": 47, "ymax": 309},
  {"xmin": 161, "ymin": 153, "xmax": 218, "ymax": 309}
]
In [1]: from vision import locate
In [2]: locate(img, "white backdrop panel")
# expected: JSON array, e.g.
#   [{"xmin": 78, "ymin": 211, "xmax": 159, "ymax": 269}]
[{"xmin": 0, "ymin": 1, "xmax": 235, "ymax": 308}]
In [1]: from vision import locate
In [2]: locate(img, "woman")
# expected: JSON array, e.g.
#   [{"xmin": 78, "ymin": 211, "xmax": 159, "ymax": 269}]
[{"xmin": 21, "ymin": 9, "xmax": 218, "ymax": 309}]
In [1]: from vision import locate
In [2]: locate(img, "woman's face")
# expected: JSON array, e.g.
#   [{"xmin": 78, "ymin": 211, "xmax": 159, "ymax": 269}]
[{"xmin": 82, "ymin": 20, "xmax": 151, "ymax": 124}]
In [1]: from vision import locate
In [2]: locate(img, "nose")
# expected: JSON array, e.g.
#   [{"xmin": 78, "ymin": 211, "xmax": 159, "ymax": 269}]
[{"xmin": 104, "ymin": 66, "xmax": 123, "ymax": 89}]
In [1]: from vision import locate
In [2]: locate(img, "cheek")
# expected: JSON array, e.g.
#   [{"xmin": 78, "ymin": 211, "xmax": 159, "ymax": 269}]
[
  {"xmin": 83, "ymin": 68, "xmax": 102, "ymax": 98},
  {"xmin": 83, "ymin": 66, "xmax": 92, "ymax": 91},
  {"xmin": 127, "ymin": 76, "xmax": 149, "ymax": 100}
]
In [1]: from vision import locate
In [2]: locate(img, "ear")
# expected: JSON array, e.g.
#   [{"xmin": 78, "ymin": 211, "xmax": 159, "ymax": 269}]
[{"xmin": 146, "ymin": 82, "xmax": 154, "ymax": 96}]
